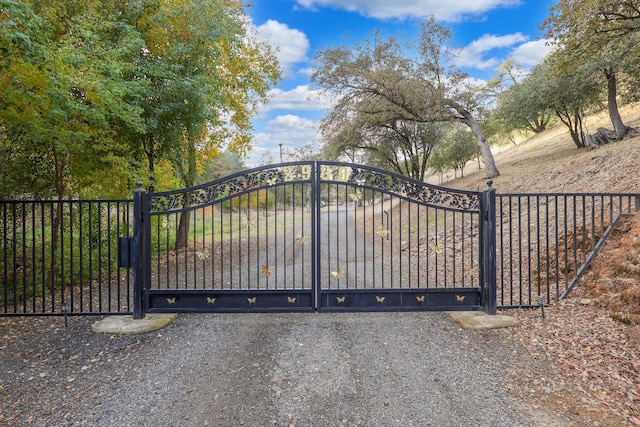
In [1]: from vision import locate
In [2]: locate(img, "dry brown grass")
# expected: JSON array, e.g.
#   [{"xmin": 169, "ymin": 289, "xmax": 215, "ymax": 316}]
[{"xmin": 444, "ymin": 103, "xmax": 640, "ymax": 426}]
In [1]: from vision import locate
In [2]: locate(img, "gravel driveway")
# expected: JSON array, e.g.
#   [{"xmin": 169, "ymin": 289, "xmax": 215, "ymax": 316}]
[{"xmin": 1, "ymin": 312, "xmax": 572, "ymax": 426}]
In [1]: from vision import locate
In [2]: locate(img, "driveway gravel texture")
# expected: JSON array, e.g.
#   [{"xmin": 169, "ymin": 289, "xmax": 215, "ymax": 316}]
[{"xmin": 1, "ymin": 312, "xmax": 573, "ymax": 426}]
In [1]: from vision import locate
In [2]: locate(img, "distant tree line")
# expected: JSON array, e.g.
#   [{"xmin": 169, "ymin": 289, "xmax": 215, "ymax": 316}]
[{"xmin": 313, "ymin": 1, "xmax": 640, "ymax": 180}]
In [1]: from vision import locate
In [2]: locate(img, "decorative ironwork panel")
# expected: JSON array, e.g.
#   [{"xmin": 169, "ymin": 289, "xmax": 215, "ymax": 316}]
[
  {"xmin": 317, "ymin": 162, "xmax": 480, "ymax": 211},
  {"xmin": 149, "ymin": 163, "xmax": 315, "ymax": 214}
]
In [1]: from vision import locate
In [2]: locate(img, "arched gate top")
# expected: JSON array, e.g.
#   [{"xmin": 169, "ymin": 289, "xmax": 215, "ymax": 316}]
[{"xmin": 148, "ymin": 161, "xmax": 480, "ymax": 214}]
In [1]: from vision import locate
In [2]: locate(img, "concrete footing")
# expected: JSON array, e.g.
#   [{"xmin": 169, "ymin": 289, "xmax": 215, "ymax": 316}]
[
  {"xmin": 449, "ymin": 312, "xmax": 521, "ymax": 330},
  {"xmin": 92, "ymin": 314, "xmax": 177, "ymax": 335}
]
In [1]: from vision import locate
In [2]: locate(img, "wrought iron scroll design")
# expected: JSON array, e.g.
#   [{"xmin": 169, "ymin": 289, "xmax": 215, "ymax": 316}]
[
  {"xmin": 149, "ymin": 164, "xmax": 313, "ymax": 214},
  {"xmin": 344, "ymin": 165, "xmax": 480, "ymax": 211},
  {"xmin": 148, "ymin": 162, "xmax": 480, "ymax": 214}
]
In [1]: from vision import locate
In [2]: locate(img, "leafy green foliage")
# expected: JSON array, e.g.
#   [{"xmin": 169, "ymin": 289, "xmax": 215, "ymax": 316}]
[
  {"xmin": 0, "ymin": 0, "xmax": 279, "ymax": 201},
  {"xmin": 428, "ymin": 125, "xmax": 477, "ymax": 179}
]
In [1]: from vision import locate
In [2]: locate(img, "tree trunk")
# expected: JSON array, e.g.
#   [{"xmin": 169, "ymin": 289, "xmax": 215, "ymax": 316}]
[
  {"xmin": 174, "ymin": 208, "xmax": 191, "ymax": 251},
  {"xmin": 174, "ymin": 134, "xmax": 197, "ymax": 250},
  {"xmin": 604, "ymin": 68, "xmax": 627, "ymax": 140},
  {"xmin": 47, "ymin": 148, "xmax": 66, "ymax": 292},
  {"xmin": 556, "ymin": 109, "xmax": 587, "ymax": 148},
  {"xmin": 459, "ymin": 110, "xmax": 499, "ymax": 179},
  {"xmin": 143, "ymin": 136, "xmax": 156, "ymax": 193},
  {"xmin": 47, "ymin": 200, "xmax": 63, "ymax": 293}
]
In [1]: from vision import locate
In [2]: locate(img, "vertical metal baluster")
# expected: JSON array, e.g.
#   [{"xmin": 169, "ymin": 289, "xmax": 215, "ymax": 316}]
[
  {"xmin": 452, "ymin": 211, "xmax": 456, "ymax": 288},
  {"xmin": 536, "ymin": 196, "xmax": 541, "ymax": 299},
  {"xmin": 435, "ymin": 208, "xmax": 440, "ymax": 286},
  {"xmin": 20, "ymin": 203, "xmax": 26, "ymax": 313},
  {"xmin": 498, "ymin": 196, "xmax": 504, "ymax": 306},
  {"xmin": 407, "ymin": 197, "xmax": 412, "ymax": 289},
  {"xmin": 572, "ymin": 196, "xmax": 578, "ymax": 287},
  {"xmin": 30, "ymin": 203, "xmax": 37, "ymax": 313},
  {"xmin": 554, "ymin": 196, "xmax": 559, "ymax": 302},
  {"xmin": 443, "ymin": 211, "xmax": 448, "ymax": 287},
  {"xmin": 581, "ymin": 196, "xmax": 587, "ymax": 267},
  {"xmin": 97, "ymin": 202, "xmax": 103, "ymax": 312},
  {"xmin": 70, "ymin": 202, "xmax": 76, "ymax": 313},
  {"xmin": 2, "ymin": 203, "xmax": 6, "ymax": 314},
  {"xmin": 425, "ymin": 207, "xmax": 430, "ymax": 288},
  {"xmin": 544, "ymin": 196, "xmax": 550, "ymax": 303},
  {"xmin": 460, "ymin": 211, "xmax": 465, "ymax": 289}
]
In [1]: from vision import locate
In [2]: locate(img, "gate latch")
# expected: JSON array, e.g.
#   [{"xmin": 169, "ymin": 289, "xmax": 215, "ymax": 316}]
[{"xmin": 118, "ymin": 236, "xmax": 133, "ymax": 268}]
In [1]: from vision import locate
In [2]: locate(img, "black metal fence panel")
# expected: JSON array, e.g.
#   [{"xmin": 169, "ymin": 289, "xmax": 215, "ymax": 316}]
[
  {"xmin": 144, "ymin": 163, "xmax": 315, "ymax": 312},
  {"xmin": 0, "ymin": 200, "xmax": 134, "ymax": 315},
  {"xmin": 4, "ymin": 169, "xmax": 638, "ymax": 316},
  {"xmin": 496, "ymin": 193, "xmax": 640, "ymax": 308}
]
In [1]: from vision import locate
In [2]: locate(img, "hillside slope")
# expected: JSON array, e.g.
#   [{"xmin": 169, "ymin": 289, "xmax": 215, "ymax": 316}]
[
  {"xmin": 451, "ymin": 103, "xmax": 640, "ymax": 194},
  {"xmin": 448, "ymin": 105, "xmax": 640, "ymax": 426}
]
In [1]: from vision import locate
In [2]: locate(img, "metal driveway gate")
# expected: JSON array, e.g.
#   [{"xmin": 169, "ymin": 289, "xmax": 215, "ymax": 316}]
[{"xmin": 132, "ymin": 162, "xmax": 496, "ymax": 316}]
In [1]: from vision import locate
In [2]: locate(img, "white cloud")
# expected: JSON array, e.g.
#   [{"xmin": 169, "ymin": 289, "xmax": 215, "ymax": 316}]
[
  {"xmin": 456, "ymin": 33, "xmax": 529, "ymax": 70},
  {"xmin": 298, "ymin": 67, "xmax": 316, "ymax": 78},
  {"xmin": 247, "ymin": 115, "xmax": 321, "ymax": 166},
  {"xmin": 254, "ymin": 20, "xmax": 310, "ymax": 75},
  {"xmin": 259, "ymin": 85, "xmax": 334, "ymax": 115},
  {"xmin": 510, "ymin": 39, "xmax": 555, "ymax": 67},
  {"xmin": 294, "ymin": 0, "xmax": 520, "ymax": 21}
]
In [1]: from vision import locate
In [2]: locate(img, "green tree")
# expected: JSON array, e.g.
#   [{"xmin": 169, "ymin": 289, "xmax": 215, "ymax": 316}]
[
  {"xmin": 322, "ymin": 113, "xmax": 442, "ymax": 180},
  {"xmin": 493, "ymin": 77, "xmax": 555, "ymax": 135},
  {"xmin": 428, "ymin": 124, "xmax": 477, "ymax": 179},
  {"xmin": 0, "ymin": 0, "xmax": 148, "ymax": 291},
  {"xmin": 312, "ymin": 17, "xmax": 499, "ymax": 179},
  {"xmin": 94, "ymin": 0, "xmax": 279, "ymax": 249},
  {"xmin": 0, "ymin": 0, "xmax": 146, "ymax": 199},
  {"xmin": 537, "ymin": 56, "xmax": 603, "ymax": 148},
  {"xmin": 543, "ymin": 0, "xmax": 640, "ymax": 140}
]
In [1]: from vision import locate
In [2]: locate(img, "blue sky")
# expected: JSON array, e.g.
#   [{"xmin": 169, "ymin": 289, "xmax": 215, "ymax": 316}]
[{"xmin": 245, "ymin": 0, "xmax": 557, "ymax": 165}]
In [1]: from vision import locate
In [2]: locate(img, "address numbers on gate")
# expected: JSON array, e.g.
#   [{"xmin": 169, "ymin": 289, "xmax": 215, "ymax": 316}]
[{"xmin": 282, "ymin": 165, "xmax": 352, "ymax": 182}]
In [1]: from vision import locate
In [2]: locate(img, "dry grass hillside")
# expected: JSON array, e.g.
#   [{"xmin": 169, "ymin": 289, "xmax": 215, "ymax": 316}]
[{"xmin": 448, "ymin": 104, "xmax": 640, "ymax": 426}]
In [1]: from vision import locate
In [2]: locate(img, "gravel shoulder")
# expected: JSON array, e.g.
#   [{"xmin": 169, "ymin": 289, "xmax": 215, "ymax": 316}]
[{"xmin": 1, "ymin": 312, "xmax": 572, "ymax": 426}]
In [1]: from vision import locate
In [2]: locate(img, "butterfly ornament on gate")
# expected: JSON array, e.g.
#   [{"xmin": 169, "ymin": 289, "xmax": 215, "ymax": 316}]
[
  {"xmin": 296, "ymin": 234, "xmax": 310, "ymax": 245},
  {"xmin": 241, "ymin": 215, "xmax": 254, "ymax": 229},
  {"xmin": 265, "ymin": 177, "xmax": 278, "ymax": 186},
  {"xmin": 376, "ymin": 224, "xmax": 390, "ymax": 238},
  {"xmin": 261, "ymin": 264, "xmax": 274, "ymax": 276},
  {"xmin": 429, "ymin": 242, "xmax": 444, "ymax": 254},
  {"xmin": 331, "ymin": 267, "xmax": 345, "ymax": 280},
  {"xmin": 464, "ymin": 264, "xmax": 478, "ymax": 277}
]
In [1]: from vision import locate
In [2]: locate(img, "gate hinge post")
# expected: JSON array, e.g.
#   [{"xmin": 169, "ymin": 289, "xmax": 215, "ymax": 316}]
[
  {"xmin": 481, "ymin": 180, "xmax": 497, "ymax": 315},
  {"xmin": 133, "ymin": 181, "xmax": 147, "ymax": 319}
]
